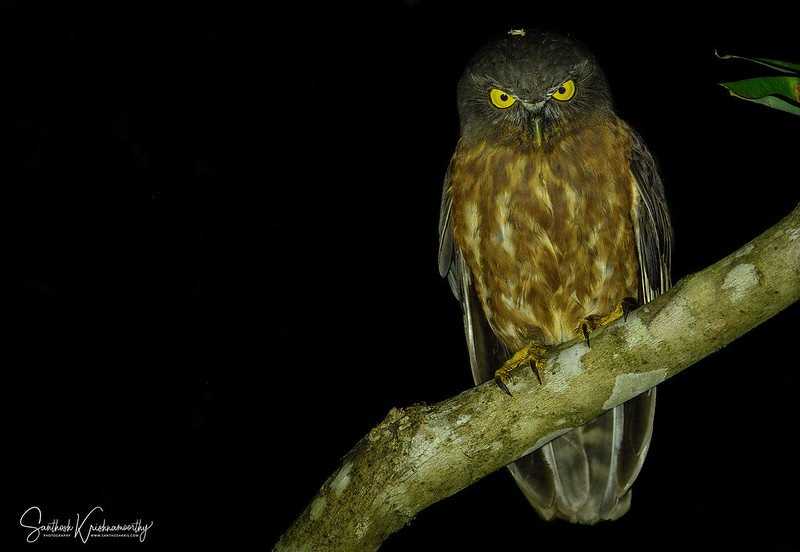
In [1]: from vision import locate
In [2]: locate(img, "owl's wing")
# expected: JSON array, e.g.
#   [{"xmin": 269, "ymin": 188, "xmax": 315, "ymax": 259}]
[
  {"xmin": 612, "ymin": 129, "xmax": 672, "ymax": 500},
  {"xmin": 438, "ymin": 162, "xmax": 508, "ymax": 384},
  {"xmin": 629, "ymin": 130, "xmax": 672, "ymax": 304}
]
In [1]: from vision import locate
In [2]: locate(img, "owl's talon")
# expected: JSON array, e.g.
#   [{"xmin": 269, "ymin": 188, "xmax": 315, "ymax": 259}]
[
  {"xmin": 581, "ymin": 316, "xmax": 601, "ymax": 347},
  {"xmin": 495, "ymin": 375, "xmax": 513, "ymax": 396},
  {"xmin": 622, "ymin": 296, "xmax": 638, "ymax": 322},
  {"xmin": 493, "ymin": 342, "xmax": 547, "ymax": 394},
  {"xmin": 530, "ymin": 361, "xmax": 542, "ymax": 384},
  {"xmin": 579, "ymin": 298, "xmax": 639, "ymax": 347}
]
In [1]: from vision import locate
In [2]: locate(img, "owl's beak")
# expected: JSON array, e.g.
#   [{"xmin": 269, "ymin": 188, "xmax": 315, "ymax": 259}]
[
  {"xmin": 531, "ymin": 117, "xmax": 543, "ymax": 147},
  {"xmin": 521, "ymin": 100, "xmax": 546, "ymax": 147}
]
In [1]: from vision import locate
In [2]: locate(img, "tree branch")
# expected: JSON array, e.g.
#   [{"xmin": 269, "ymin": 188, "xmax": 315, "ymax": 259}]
[{"xmin": 275, "ymin": 205, "xmax": 800, "ymax": 551}]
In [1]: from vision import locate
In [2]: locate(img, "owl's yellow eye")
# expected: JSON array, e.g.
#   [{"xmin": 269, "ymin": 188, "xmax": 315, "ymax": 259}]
[
  {"xmin": 552, "ymin": 79, "xmax": 576, "ymax": 101},
  {"xmin": 489, "ymin": 88, "xmax": 517, "ymax": 109}
]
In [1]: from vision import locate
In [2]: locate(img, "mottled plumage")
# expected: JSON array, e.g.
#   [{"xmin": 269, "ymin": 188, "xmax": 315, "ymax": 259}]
[{"xmin": 438, "ymin": 30, "xmax": 671, "ymax": 523}]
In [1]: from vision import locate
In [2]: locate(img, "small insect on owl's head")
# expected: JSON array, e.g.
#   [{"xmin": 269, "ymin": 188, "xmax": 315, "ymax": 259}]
[{"xmin": 456, "ymin": 29, "xmax": 614, "ymax": 147}]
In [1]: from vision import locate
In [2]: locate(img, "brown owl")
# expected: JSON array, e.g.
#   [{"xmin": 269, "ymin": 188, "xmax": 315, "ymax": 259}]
[{"xmin": 438, "ymin": 29, "xmax": 672, "ymax": 523}]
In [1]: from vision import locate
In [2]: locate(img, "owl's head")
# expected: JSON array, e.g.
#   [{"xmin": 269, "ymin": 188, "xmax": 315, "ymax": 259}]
[{"xmin": 456, "ymin": 29, "xmax": 613, "ymax": 146}]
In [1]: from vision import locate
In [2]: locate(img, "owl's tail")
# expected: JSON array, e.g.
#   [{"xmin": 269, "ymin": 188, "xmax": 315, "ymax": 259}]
[{"xmin": 508, "ymin": 388, "xmax": 656, "ymax": 524}]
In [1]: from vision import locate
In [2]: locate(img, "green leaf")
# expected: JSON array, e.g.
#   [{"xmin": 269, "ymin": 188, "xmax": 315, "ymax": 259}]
[
  {"xmin": 715, "ymin": 51, "xmax": 800, "ymax": 74},
  {"xmin": 720, "ymin": 76, "xmax": 800, "ymax": 103},
  {"xmin": 723, "ymin": 93, "xmax": 800, "ymax": 117}
]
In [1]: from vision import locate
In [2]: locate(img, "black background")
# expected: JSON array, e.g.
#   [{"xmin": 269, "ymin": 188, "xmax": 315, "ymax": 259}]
[{"xmin": 8, "ymin": 1, "xmax": 799, "ymax": 550}]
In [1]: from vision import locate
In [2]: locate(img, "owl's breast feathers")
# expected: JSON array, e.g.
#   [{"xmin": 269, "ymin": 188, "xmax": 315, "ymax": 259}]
[{"xmin": 448, "ymin": 119, "xmax": 641, "ymax": 349}]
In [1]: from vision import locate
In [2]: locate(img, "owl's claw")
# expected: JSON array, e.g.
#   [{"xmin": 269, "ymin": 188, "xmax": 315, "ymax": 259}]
[
  {"xmin": 494, "ymin": 374, "xmax": 513, "ymax": 396},
  {"xmin": 621, "ymin": 296, "xmax": 637, "ymax": 321},
  {"xmin": 530, "ymin": 361, "xmax": 542, "ymax": 384},
  {"xmin": 581, "ymin": 316, "xmax": 600, "ymax": 347},
  {"xmin": 494, "ymin": 342, "xmax": 547, "ymax": 396},
  {"xmin": 580, "ymin": 297, "xmax": 638, "ymax": 347}
]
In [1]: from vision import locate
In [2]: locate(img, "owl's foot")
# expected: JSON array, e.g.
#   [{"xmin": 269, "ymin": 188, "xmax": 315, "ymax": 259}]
[
  {"xmin": 494, "ymin": 342, "xmax": 548, "ymax": 396},
  {"xmin": 579, "ymin": 297, "xmax": 638, "ymax": 347}
]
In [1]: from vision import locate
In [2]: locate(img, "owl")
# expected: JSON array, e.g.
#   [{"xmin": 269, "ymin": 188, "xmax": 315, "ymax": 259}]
[{"xmin": 438, "ymin": 29, "xmax": 672, "ymax": 523}]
